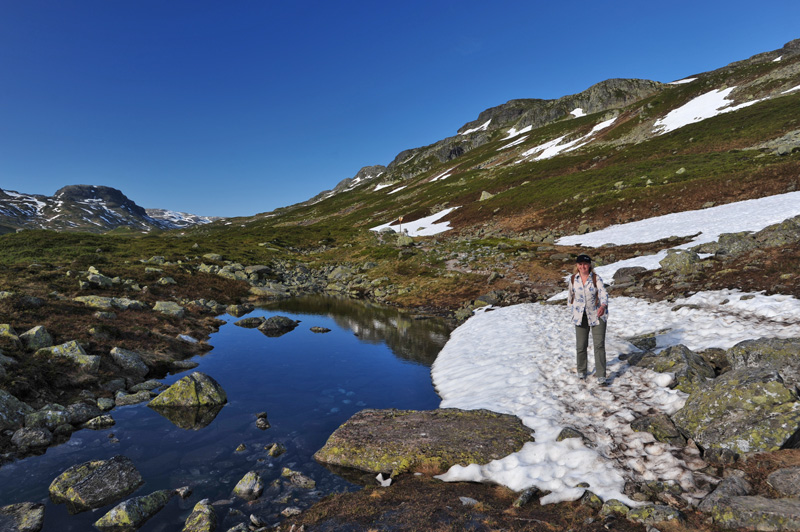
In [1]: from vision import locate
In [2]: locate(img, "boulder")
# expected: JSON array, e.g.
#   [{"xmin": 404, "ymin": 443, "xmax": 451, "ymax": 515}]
[
  {"xmin": 19, "ymin": 326, "xmax": 53, "ymax": 351},
  {"xmin": 314, "ymin": 408, "xmax": 534, "ymax": 477},
  {"xmin": 767, "ymin": 467, "xmax": 800, "ymax": 497},
  {"xmin": 115, "ymin": 390, "xmax": 152, "ymax": 406},
  {"xmin": 226, "ymin": 304, "xmax": 254, "ymax": 317},
  {"xmin": 755, "ymin": 215, "xmax": 800, "ymax": 247},
  {"xmin": 82, "ymin": 415, "xmax": 115, "ymax": 430},
  {"xmin": 148, "ymin": 372, "xmax": 227, "ymax": 408},
  {"xmin": 727, "ymin": 337, "xmax": 800, "ymax": 391},
  {"xmin": 25, "ymin": 405, "xmax": 70, "ymax": 431},
  {"xmin": 110, "ymin": 347, "xmax": 150, "ymax": 379},
  {"xmin": 709, "ymin": 496, "xmax": 800, "ymax": 531},
  {"xmin": 66, "ymin": 402, "xmax": 103, "ymax": 425},
  {"xmin": 0, "ymin": 324, "xmax": 22, "ymax": 351},
  {"xmin": 257, "ymin": 316, "xmax": 300, "ymax": 337},
  {"xmin": 672, "ymin": 368, "xmax": 800, "ymax": 455},
  {"xmin": 94, "ymin": 489, "xmax": 174, "ymax": 531},
  {"xmin": 0, "ymin": 502, "xmax": 45, "ymax": 532},
  {"xmin": 153, "ymin": 301, "xmax": 185, "ymax": 318},
  {"xmin": 632, "ymin": 344, "xmax": 715, "ymax": 394},
  {"xmin": 0, "ymin": 389, "xmax": 34, "ymax": 431},
  {"xmin": 73, "ymin": 296, "xmax": 146, "ymax": 310},
  {"xmin": 698, "ymin": 473, "xmax": 751, "ymax": 513},
  {"xmin": 612, "ymin": 266, "xmax": 647, "ymax": 285},
  {"xmin": 282, "ymin": 467, "xmax": 316, "ymax": 489},
  {"xmin": 11, "ymin": 427, "xmax": 53, "ymax": 451},
  {"xmin": 182, "ymin": 499, "xmax": 216, "ymax": 532},
  {"xmin": 36, "ymin": 341, "xmax": 100, "ymax": 374},
  {"xmin": 659, "ymin": 249, "xmax": 701, "ymax": 277},
  {"xmin": 233, "ymin": 317, "xmax": 266, "ymax": 328},
  {"xmin": 716, "ymin": 231, "xmax": 758, "ymax": 256},
  {"xmin": 150, "ymin": 405, "xmax": 223, "ymax": 430},
  {"xmin": 49, "ymin": 455, "xmax": 144, "ymax": 514},
  {"xmin": 626, "ymin": 504, "xmax": 685, "ymax": 525},
  {"xmin": 232, "ymin": 471, "xmax": 264, "ymax": 501}
]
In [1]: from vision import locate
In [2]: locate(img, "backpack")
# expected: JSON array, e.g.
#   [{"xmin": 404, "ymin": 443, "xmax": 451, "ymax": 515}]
[{"xmin": 568, "ymin": 272, "xmax": 600, "ymax": 307}]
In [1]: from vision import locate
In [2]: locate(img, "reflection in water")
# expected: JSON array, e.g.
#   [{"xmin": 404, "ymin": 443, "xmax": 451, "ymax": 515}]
[
  {"xmin": 0, "ymin": 295, "xmax": 453, "ymax": 531},
  {"xmin": 148, "ymin": 405, "xmax": 225, "ymax": 430},
  {"xmin": 265, "ymin": 296, "xmax": 453, "ymax": 366}
]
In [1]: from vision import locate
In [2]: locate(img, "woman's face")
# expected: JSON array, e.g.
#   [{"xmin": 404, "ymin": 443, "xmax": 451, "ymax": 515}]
[{"xmin": 577, "ymin": 261, "xmax": 591, "ymax": 275}]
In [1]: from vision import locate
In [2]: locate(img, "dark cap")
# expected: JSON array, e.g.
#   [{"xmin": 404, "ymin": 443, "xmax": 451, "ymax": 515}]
[{"xmin": 575, "ymin": 254, "xmax": 592, "ymax": 263}]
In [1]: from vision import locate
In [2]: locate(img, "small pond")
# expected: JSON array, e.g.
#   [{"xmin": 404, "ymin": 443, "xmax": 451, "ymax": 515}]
[{"xmin": 0, "ymin": 296, "xmax": 453, "ymax": 531}]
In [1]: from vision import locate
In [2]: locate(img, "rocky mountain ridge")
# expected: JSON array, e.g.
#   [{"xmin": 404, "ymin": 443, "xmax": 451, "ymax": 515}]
[{"xmin": 0, "ymin": 185, "xmax": 219, "ymax": 234}]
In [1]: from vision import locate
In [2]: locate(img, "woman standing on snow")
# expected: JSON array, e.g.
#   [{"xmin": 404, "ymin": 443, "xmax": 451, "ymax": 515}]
[{"xmin": 567, "ymin": 254, "xmax": 610, "ymax": 386}]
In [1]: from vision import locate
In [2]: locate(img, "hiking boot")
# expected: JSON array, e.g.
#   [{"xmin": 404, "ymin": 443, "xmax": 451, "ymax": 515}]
[
  {"xmin": 597, "ymin": 377, "xmax": 609, "ymax": 386},
  {"xmin": 578, "ymin": 372, "xmax": 587, "ymax": 381}
]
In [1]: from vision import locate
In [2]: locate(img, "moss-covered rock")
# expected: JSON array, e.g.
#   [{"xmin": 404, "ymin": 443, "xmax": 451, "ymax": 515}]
[
  {"xmin": 19, "ymin": 326, "xmax": 53, "ymax": 351},
  {"xmin": 49, "ymin": 455, "xmax": 143, "ymax": 514},
  {"xmin": 94, "ymin": 489, "xmax": 174, "ymax": 531},
  {"xmin": 25, "ymin": 405, "xmax": 70, "ymax": 431},
  {"xmin": 727, "ymin": 337, "xmax": 800, "ymax": 390},
  {"xmin": 627, "ymin": 503, "xmax": 684, "ymax": 525},
  {"xmin": 632, "ymin": 344, "xmax": 715, "ymax": 394},
  {"xmin": 148, "ymin": 372, "xmax": 227, "ymax": 408},
  {"xmin": 0, "ymin": 502, "xmax": 45, "ymax": 532},
  {"xmin": 630, "ymin": 412, "xmax": 686, "ymax": 446},
  {"xmin": 710, "ymin": 495, "xmax": 800, "ymax": 531},
  {"xmin": 182, "ymin": 499, "xmax": 216, "ymax": 532},
  {"xmin": 672, "ymin": 368, "xmax": 800, "ymax": 455},
  {"xmin": 0, "ymin": 389, "xmax": 33, "ymax": 432},
  {"xmin": 35, "ymin": 341, "xmax": 100, "ymax": 374},
  {"xmin": 313, "ymin": 408, "xmax": 534, "ymax": 477},
  {"xmin": 232, "ymin": 471, "xmax": 264, "ymax": 501},
  {"xmin": 109, "ymin": 347, "xmax": 149, "ymax": 379}
]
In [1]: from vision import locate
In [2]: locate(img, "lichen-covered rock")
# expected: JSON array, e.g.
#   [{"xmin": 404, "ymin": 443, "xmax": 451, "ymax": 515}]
[
  {"xmin": 282, "ymin": 467, "xmax": 316, "ymax": 489},
  {"xmin": 257, "ymin": 315, "xmax": 300, "ymax": 337},
  {"xmin": 0, "ymin": 389, "xmax": 34, "ymax": 431},
  {"xmin": 0, "ymin": 502, "xmax": 45, "ymax": 532},
  {"xmin": 727, "ymin": 337, "xmax": 800, "ymax": 391},
  {"xmin": 313, "ymin": 408, "xmax": 534, "ymax": 477},
  {"xmin": 599, "ymin": 498, "xmax": 630, "ymax": 516},
  {"xmin": 232, "ymin": 471, "xmax": 264, "ymax": 501},
  {"xmin": 148, "ymin": 372, "xmax": 227, "ymax": 408},
  {"xmin": 73, "ymin": 296, "xmax": 146, "ymax": 311},
  {"xmin": 115, "ymin": 390, "xmax": 152, "ymax": 406},
  {"xmin": 11, "ymin": 427, "xmax": 53, "ymax": 451},
  {"xmin": 672, "ymin": 368, "xmax": 800, "ymax": 455},
  {"xmin": 35, "ymin": 341, "xmax": 100, "ymax": 374},
  {"xmin": 233, "ymin": 317, "xmax": 265, "ymax": 328},
  {"xmin": 109, "ymin": 347, "xmax": 149, "ymax": 379},
  {"xmin": 19, "ymin": 326, "xmax": 53, "ymax": 351},
  {"xmin": 755, "ymin": 215, "xmax": 800, "ymax": 247},
  {"xmin": 82, "ymin": 414, "xmax": 115, "ymax": 430},
  {"xmin": 767, "ymin": 467, "xmax": 800, "ymax": 497},
  {"xmin": 182, "ymin": 499, "xmax": 216, "ymax": 532},
  {"xmin": 630, "ymin": 412, "xmax": 687, "ymax": 446},
  {"xmin": 49, "ymin": 455, "xmax": 143, "ymax": 514},
  {"xmin": 94, "ymin": 489, "xmax": 174, "ymax": 531},
  {"xmin": 153, "ymin": 301, "xmax": 185, "ymax": 318},
  {"xmin": 710, "ymin": 495, "xmax": 800, "ymax": 531},
  {"xmin": 0, "ymin": 324, "xmax": 22, "ymax": 351},
  {"xmin": 226, "ymin": 304, "xmax": 254, "ymax": 317},
  {"xmin": 627, "ymin": 504, "xmax": 685, "ymax": 525},
  {"xmin": 25, "ymin": 405, "xmax": 70, "ymax": 431},
  {"xmin": 659, "ymin": 249, "xmax": 701, "ymax": 277},
  {"xmin": 632, "ymin": 344, "xmax": 715, "ymax": 394}
]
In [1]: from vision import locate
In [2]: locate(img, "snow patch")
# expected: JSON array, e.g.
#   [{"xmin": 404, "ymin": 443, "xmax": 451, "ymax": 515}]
[
  {"xmin": 653, "ymin": 87, "xmax": 763, "ymax": 135},
  {"xmin": 570, "ymin": 108, "xmax": 586, "ymax": 118},
  {"xmin": 460, "ymin": 120, "xmax": 491, "ymax": 136},
  {"xmin": 370, "ymin": 207, "xmax": 459, "ymax": 237}
]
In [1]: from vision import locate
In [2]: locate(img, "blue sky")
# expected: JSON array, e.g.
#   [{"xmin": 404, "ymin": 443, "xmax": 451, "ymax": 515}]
[{"xmin": 1, "ymin": 1, "xmax": 798, "ymax": 218}]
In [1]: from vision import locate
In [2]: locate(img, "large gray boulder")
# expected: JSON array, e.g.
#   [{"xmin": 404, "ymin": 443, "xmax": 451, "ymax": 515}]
[
  {"xmin": 0, "ymin": 502, "xmax": 45, "ymax": 532},
  {"xmin": 755, "ymin": 215, "xmax": 800, "ymax": 247},
  {"xmin": 11, "ymin": 427, "xmax": 53, "ymax": 452},
  {"xmin": 49, "ymin": 455, "xmax": 144, "ymax": 514},
  {"xmin": 0, "ymin": 389, "xmax": 33, "ymax": 431},
  {"xmin": 659, "ymin": 249, "xmax": 701, "ymax": 277},
  {"xmin": 313, "ymin": 408, "xmax": 534, "ymax": 477},
  {"xmin": 110, "ymin": 347, "xmax": 149, "ymax": 379},
  {"xmin": 94, "ymin": 489, "xmax": 174, "ymax": 531},
  {"xmin": 727, "ymin": 337, "xmax": 800, "ymax": 391},
  {"xmin": 672, "ymin": 368, "xmax": 800, "ymax": 455},
  {"xmin": 25, "ymin": 404, "xmax": 70, "ymax": 431}
]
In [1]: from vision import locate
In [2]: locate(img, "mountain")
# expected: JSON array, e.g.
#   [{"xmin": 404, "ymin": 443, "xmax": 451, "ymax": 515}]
[
  {"xmin": 0, "ymin": 185, "xmax": 219, "ymax": 233},
  {"xmin": 246, "ymin": 38, "xmax": 800, "ymax": 243}
]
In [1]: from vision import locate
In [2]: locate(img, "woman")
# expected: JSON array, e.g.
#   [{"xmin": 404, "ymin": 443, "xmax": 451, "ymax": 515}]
[{"xmin": 567, "ymin": 254, "xmax": 610, "ymax": 385}]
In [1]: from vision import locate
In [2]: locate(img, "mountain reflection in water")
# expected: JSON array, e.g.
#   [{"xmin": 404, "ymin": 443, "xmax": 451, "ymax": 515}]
[{"xmin": 0, "ymin": 295, "xmax": 453, "ymax": 531}]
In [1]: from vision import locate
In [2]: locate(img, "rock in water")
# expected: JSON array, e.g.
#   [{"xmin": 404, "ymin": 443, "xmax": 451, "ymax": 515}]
[
  {"xmin": 0, "ymin": 502, "xmax": 45, "ymax": 532},
  {"xmin": 148, "ymin": 372, "xmax": 227, "ymax": 408},
  {"xmin": 94, "ymin": 489, "xmax": 174, "ymax": 531},
  {"xmin": 257, "ymin": 316, "xmax": 300, "ymax": 337},
  {"xmin": 49, "ymin": 455, "xmax": 144, "ymax": 514}
]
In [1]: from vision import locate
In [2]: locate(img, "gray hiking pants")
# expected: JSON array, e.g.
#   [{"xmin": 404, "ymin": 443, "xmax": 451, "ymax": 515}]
[{"xmin": 576, "ymin": 311, "xmax": 607, "ymax": 378}]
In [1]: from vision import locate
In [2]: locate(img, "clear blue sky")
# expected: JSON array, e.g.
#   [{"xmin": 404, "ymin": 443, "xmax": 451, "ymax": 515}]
[{"xmin": 1, "ymin": 1, "xmax": 798, "ymax": 218}]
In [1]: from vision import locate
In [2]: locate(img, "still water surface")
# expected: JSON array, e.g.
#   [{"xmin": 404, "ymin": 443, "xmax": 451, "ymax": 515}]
[{"xmin": 0, "ymin": 296, "xmax": 452, "ymax": 530}]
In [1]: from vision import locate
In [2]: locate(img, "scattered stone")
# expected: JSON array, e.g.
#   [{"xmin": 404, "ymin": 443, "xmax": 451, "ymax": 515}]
[
  {"xmin": 630, "ymin": 413, "xmax": 686, "ymax": 446},
  {"xmin": 556, "ymin": 427, "xmax": 587, "ymax": 442},
  {"xmin": 19, "ymin": 326, "xmax": 53, "ymax": 351},
  {"xmin": 11, "ymin": 427, "xmax": 53, "ymax": 451},
  {"xmin": 281, "ymin": 506, "xmax": 302, "ymax": 517},
  {"xmin": 115, "ymin": 390, "xmax": 152, "ymax": 406},
  {"xmin": 599, "ymin": 499, "xmax": 630, "ymax": 517},
  {"xmin": 627, "ymin": 504, "xmax": 684, "ymax": 525},
  {"xmin": 233, "ymin": 317, "xmax": 265, "ymax": 328},
  {"xmin": 767, "ymin": 467, "xmax": 800, "ymax": 497},
  {"xmin": 281, "ymin": 468, "xmax": 316, "ymax": 489},
  {"xmin": 0, "ymin": 324, "xmax": 22, "ymax": 351},
  {"xmin": 148, "ymin": 372, "xmax": 228, "ymax": 408},
  {"xmin": 266, "ymin": 443, "xmax": 286, "ymax": 457},
  {"xmin": 631, "ymin": 344, "xmax": 714, "ymax": 394},
  {"xmin": 35, "ymin": 341, "xmax": 100, "ymax": 374},
  {"xmin": 153, "ymin": 301, "xmax": 185, "ymax": 318},
  {"xmin": 226, "ymin": 304, "xmax": 254, "ymax": 318},
  {"xmin": 109, "ymin": 347, "xmax": 149, "ymax": 379},
  {"xmin": 255, "ymin": 412, "xmax": 270, "ymax": 430},
  {"xmin": 0, "ymin": 390, "xmax": 34, "ymax": 431},
  {"xmin": 310, "ymin": 326, "xmax": 331, "ymax": 333},
  {"xmin": 83, "ymin": 415, "xmax": 115, "ymax": 430},
  {"xmin": 710, "ymin": 496, "xmax": 800, "ymax": 531},
  {"xmin": 698, "ymin": 473, "xmax": 751, "ymax": 513},
  {"xmin": 512, "ymin": 487, "xmax": 540, "ymax": 508},
  {"xmin": 49, "ymin": 455, "xmax": 144, "ymax": 514}
]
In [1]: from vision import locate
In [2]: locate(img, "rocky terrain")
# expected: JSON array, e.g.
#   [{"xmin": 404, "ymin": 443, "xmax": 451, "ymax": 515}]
[{"xmin": 0, "ymin": 40, "xmax": 800, "ymax": 531}]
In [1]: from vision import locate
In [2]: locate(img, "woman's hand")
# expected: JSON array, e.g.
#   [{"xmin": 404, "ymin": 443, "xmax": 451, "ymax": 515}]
[{"xmin": 597, "ymin": 304, "xmax": 606, "ymax": 317}]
